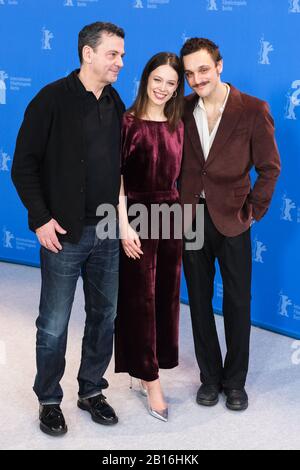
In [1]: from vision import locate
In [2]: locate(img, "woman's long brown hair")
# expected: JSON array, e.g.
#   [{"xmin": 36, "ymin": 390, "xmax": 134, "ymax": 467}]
[{"xmin": 128, "ymin": 52, "xmax": 184, "ymax": 132}]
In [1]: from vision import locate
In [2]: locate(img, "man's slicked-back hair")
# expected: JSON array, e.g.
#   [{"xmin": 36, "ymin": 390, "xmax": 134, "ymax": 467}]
[
  {"xmin": 180, "ymin": 37, "xmax": 222, "ymax": 65},
  {"xmin": 78, "ymin": 21, "xmax": 125, "ymax": 64}
]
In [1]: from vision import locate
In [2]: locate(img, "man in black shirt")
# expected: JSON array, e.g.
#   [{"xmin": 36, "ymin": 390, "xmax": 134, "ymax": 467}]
[{"xmin": 12, "ymin": 22, "xmax": 125, "ymax": 436}]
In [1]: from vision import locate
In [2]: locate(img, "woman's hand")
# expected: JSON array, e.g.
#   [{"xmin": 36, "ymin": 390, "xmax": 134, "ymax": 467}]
[{"xmin": 120, "ymin": 223, "xmax": 144, "ymax": 260}]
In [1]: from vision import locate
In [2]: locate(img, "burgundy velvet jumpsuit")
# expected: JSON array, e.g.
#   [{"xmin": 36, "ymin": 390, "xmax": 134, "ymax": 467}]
[{"xmin": 115, "ymin": 113, "xmax": 184, "ymax": 381}]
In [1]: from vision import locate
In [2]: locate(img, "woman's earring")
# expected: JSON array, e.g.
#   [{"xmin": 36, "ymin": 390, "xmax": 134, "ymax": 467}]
[{"xmin": 172, "ymin": 91, "xmax": 178, "ymax": 98}]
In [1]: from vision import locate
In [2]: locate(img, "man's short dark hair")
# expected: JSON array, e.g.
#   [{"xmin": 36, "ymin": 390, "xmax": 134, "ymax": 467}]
[
  {"xmin": 180, "ymin": 38, "xmax": 222, "ymax": 65},
  {"xmin": 78, "ymin": 21, "xmax": 125, "ymax": 64}
]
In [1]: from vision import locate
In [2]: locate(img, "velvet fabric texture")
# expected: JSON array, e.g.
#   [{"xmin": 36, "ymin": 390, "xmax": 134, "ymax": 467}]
[{"xmin": 115, "ymin": 114, "xmax": 184, "ymax": 381}]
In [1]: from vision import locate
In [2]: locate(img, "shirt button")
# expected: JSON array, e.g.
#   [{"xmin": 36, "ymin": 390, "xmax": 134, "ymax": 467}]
[
  {"xmin": 80, "ymin": 187, "xmax": 84, "ymax": 193},
  {"xmin": 202, "ymin": 171, "xmax": 207, "ymax": 176},
  {"xmin": 80, "ymin": 159, "xmax": 84, "ymax": 164}
]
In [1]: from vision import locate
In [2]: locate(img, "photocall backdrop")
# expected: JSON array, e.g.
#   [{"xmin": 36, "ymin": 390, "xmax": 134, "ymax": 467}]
[{"xmin": 0, "ymin": 0, "xmax": 299, "ymax": 339}]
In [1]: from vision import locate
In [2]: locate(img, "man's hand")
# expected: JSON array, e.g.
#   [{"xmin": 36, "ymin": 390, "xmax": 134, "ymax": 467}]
[{"xmin": 36, "ymin": 219, "xmax": 67, "ymax": 253}]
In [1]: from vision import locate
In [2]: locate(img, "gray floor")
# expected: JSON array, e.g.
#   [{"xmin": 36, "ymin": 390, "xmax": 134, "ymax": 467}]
[{"xmin": 0, "ymin": 260, "xmax": 300, "ymax": 450}]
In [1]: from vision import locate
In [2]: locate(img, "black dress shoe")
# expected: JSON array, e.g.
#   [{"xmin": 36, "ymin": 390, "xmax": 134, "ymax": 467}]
[
  {"xmin": 77, "ymin": 394, "xmax": 118, "ymax": 425},
  {"xmin": 39, "ymin": 404, "xmax": 68, "ymax": 436},
  {"xmin": 196, "ymin": 384, "xmax": 222, "ymax": 407},
  {"xmin": 224, "ymin": 388, "xmax": 248, "ymax": 411}
]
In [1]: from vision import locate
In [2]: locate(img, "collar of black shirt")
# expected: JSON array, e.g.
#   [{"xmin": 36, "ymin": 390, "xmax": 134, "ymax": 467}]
[{"xmin": 73, "ymin": 70, "xmax": 112, "ymax": 101}]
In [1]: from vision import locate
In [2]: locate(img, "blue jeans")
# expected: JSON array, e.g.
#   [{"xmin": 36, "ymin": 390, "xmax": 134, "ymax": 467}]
[{"xmin": 33, "ymin": 224, "xmax": 119, "ymax": 405}]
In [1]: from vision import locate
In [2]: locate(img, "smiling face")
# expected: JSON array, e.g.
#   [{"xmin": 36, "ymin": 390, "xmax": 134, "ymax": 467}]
[
  {"xmin": 83, "ymin": 32, "xmax": 125, "ymax": 85},
  {"xmin": 183, "ymin": 48, "xmax": 223, "ymax": 99},
  {"xmin": 146, "ymin": 64, "xmax": 179, "ymax": 108}
]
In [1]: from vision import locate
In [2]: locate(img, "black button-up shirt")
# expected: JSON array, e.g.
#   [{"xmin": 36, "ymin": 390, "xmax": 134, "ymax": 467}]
[{"xmin": 74, "ymin": 74, "xmax": 120, "ymax": 225}]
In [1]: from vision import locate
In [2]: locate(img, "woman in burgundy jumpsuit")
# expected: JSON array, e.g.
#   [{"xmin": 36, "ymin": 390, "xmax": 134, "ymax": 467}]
[{"xmin": 115, "ymin": 53, "xmax": 184, "ymax": 421}]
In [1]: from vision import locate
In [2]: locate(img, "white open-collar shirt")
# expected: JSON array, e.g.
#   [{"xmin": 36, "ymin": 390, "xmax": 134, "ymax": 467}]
[{"xmin": 193, "ymin": 83, "xmax": 230, "ymax": 198}]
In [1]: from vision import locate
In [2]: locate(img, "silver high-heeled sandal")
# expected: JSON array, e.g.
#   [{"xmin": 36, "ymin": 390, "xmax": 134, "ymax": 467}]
[
  {"xmin": 148, "ymin": 405, "xmax": 168, "ymax": 422},
  {"xmin": 130, "ymin": 376, "xmax": 168, "ymax": 422},
  {"xmin": 129, "ymin": 376, "xmax": 148, "ymax": 396}
]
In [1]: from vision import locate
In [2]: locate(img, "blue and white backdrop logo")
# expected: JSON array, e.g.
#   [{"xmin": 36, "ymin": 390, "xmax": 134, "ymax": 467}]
[{"xmin": 285, "ymin": 80, "xmax": 300, "ymax": 120}]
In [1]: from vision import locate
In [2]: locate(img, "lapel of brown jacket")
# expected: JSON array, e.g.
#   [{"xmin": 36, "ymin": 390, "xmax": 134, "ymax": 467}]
[
  {"xmin": 205, "ymin": 84, "xmax": 244, "ymax": 167},
  {"xmin": 184, "ymin": 93, "xmax": 205, "ymax": 165}
]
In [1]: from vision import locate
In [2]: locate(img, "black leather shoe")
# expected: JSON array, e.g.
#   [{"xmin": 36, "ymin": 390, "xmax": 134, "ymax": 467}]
[
  {"xmin": 196, "ymin": 384, "xmax": 222, "ymax": 407},
  {"xmin": 39, "ymin": 404, "xmax": 68, "ymax": 436},
  {"xmin": 224, "ymin": 388, "xmax": 248, "ymax": 411},
  {"xmin": 77, "ymin": 394, "xmax": 118, "ymax": 425}
]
